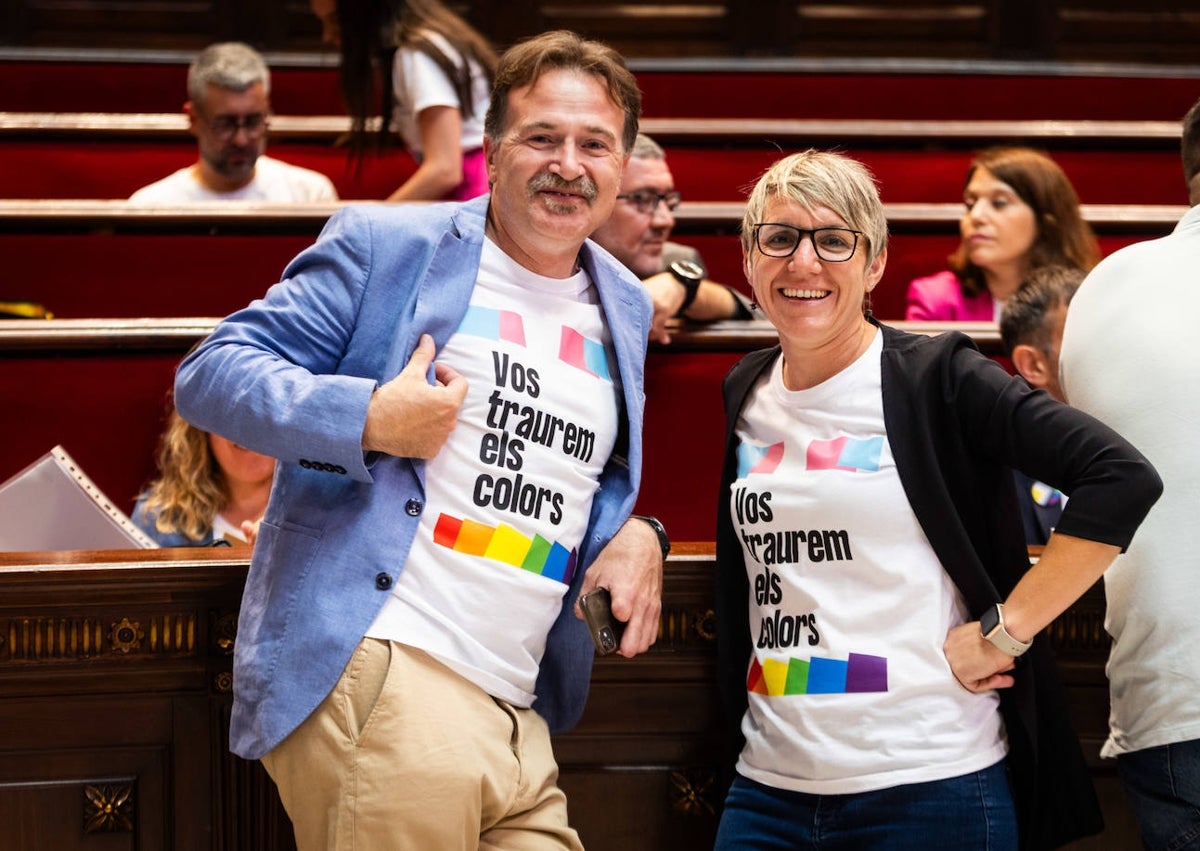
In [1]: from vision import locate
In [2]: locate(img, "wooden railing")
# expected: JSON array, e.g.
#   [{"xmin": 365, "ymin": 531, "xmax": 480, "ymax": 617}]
[
  {"xmin": 0, "ymin": 198, "xmax": 1185, "ymax": 235},
  {"xmin": 0, "ymin": 199, "xmax": 1181, "ymax": 323},
  {"xmin": 0, "ymin": 111, "xmax": 1182, "ymax": 148}
]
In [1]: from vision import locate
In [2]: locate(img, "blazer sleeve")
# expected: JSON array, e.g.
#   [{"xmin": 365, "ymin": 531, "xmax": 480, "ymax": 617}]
[
  {"xmin": 946, "ymin": 342, "xmax": 1162, "ymax": 549},
  {"xmin": 174, "ymin": 206, "xmax": 383, "ymax": 482}
]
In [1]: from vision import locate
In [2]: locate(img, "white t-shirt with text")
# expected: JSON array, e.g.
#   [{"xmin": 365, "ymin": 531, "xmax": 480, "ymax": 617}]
[
  {"xmin": 368, "ymin": 238, "xmax": 621, "ymax": 706},
  {"xmin": 731, "ymin": 331, "xmax": 1005, "ymax": 794}
]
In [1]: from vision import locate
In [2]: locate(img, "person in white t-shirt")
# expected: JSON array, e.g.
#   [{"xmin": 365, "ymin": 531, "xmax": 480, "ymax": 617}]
[
  {"xmin": 1058, "ymin": 96, "xmax": 1200, "ymax": 851},
  {"xmin": 312, "ymin": 0, "xmax": 496, "ymax": 201},
  {"xmin": 713, "ymin": 150, "xmax": 1161, "ymax": 850},
  {"xmin": 174, "ymin": 32, "xmax": 666, "ymax": 850},
  {"xmin": 129, "ymin": 42, "xmax": 338, "ymax": 203}
]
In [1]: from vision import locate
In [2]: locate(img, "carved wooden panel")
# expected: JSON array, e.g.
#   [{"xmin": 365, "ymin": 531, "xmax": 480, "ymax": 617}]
[
  {"xmin": 1053, "ymin": 0, "xmax": 1200, "ymax": 64},
  {"xmin": 0, "ymin": 0, "xmax": 321, "ymax": 51}
]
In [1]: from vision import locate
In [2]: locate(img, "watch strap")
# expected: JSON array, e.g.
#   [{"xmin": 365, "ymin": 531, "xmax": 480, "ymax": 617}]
[
  {"xmin": 668, "ymin": 260, "xmax": 703, "ymax": 314},
  {"xmin": 631, "ymin": 514, "xmax": 671, "ymax": 560},
  {"xmin": 980, "ymin": 603, "xmax": 1033, "ymax": 657}
]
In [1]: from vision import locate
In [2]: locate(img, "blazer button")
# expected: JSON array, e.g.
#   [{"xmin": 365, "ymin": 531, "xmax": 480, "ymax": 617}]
[
  {"xmin": 375, "ymin": 573, "xmax": 392, "ymax": 590},
  {"xmin": 405, "ymin": 498, "xmax": 422, "ymax": 516}
]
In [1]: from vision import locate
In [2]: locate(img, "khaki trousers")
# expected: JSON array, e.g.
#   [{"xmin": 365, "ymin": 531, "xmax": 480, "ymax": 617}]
[{"xmin": 261, "ymin": 638, "xmax": 584, "ymax": 851}]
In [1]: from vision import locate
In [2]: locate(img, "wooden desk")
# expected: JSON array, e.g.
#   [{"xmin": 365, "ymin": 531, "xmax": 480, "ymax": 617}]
[
  {"xmin": 0, "ymin": 545, "xmax": 722, "ymax": 850},
  {"xmin": 0, "ymin": 544, "xmax": 1136, "ymax": 849}
]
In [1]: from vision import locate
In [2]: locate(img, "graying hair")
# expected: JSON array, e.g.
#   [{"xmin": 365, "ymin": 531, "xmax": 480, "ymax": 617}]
[
  {"xmin": 187, "ymin": 42, "xmax": 271, "ymax": 104},
  {"xmin": 631, "ymin": 133, "xmax": 665, "ymax": 160},
  {"xmin": 741, "ymin": 150, "xmax": 888, "ymax": 266}
]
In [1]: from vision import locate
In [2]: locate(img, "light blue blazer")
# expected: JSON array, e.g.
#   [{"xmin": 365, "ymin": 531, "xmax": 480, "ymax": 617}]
[{"xmin": 175, "ymin": 196, "xmax": 653, "ymax": 760}]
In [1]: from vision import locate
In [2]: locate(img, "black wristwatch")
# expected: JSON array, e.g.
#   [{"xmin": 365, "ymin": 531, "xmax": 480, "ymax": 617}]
[
  {"xmin": 631, "ymin": 514, "xmax": 671, "ymax": 560},
  {"xmin": 668, "ymin": 259, "xmax": 704, "ymax": 315}
]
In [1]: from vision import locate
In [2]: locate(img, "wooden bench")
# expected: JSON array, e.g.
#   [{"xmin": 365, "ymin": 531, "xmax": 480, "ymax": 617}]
[
  {"xmin": 1, "ymin": 111, "xmax": 1182, "ymax": 145},
  {"xmin": 0, "ymin": 199, "xmax": 1184, "ymax": 322},
  {"xmin": 0, "ymin": 111, "xmax": 1188, "ymax": 205},
  {"xmin": 4, "ymin": 50, "xmax": 1200, "ymax": 117},
  {"xmin": 0, "ymin": 542, "xmax": 1138, "ymax": 850},
  {"xmin": 0, "ymin": 317, "xmax": 1009, "ymax": 543}
]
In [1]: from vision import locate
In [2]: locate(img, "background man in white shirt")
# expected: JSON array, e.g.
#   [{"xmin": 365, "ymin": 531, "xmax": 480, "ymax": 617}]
[
  {"xmin": 130, "ymin": 42, "xmax": 338, "ymax": 202},
  {"xmin": 1059, "ymin": 95, "xmax": 1200, "ymax": 851}
]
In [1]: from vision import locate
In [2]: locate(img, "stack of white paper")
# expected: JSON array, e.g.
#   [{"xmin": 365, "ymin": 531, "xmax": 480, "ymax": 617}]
[{"xmin": 0, "ymin": 445, "xmax": 158, "ymax": 551}]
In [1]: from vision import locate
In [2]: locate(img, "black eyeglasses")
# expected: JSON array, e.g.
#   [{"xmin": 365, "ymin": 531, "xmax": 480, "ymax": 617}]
[
  {"xmin": 752, "ymin": 223, "xmax": 863, "ymax": 262},
  {"xmin": 202, "ymin": 112, "xmax": 269, "ymax": 140},
  {"xmin": 617, "ymin": 190, "xmax": 683, "ymax": 215}
]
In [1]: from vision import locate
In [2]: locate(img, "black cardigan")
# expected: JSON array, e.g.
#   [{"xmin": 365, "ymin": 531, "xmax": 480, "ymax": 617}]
[{"xmin": 714, "ymin": 321, "xmax": 1162, "ymax": 849}]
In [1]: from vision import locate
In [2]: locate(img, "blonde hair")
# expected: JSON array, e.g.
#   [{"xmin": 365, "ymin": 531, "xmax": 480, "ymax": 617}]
[
  {"xmin": 741, "ymin": 149, "xmax": 889, "ymax": 266},
  {"xmin": 140, "ymin": 409, "xmax": 228, "ymax": 542}
]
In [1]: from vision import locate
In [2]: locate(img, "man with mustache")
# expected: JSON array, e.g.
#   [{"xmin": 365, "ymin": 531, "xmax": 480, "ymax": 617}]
[
  {"xmin": 174, "ymin": 29, "xmax": 665, "ymax": 850},
  {"xmin": 130, "ymin": 42, "xmax": 337, "ymax": 202}
]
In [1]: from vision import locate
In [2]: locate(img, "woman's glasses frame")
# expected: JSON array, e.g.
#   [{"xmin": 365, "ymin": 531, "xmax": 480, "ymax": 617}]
[{"xmin": 752, "ymin": 223, "xmax": 863, "ymax": 262}]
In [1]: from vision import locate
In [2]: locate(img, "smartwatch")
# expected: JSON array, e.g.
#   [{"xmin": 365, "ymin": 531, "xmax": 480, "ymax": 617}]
[
  {"xmin": 979, "ymin": 603, "xmax": 1033, "ymax": 657},
  {"xmin": 668, "ymin": 260, "xmax": 704, "ymax": 314},
  {"xmin": 631, "ymin": 514, "xmax": 671, "ymax": 561}
]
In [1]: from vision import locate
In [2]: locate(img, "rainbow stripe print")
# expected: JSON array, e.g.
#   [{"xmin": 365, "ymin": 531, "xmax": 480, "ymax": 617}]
[
  {"xmin": 748, "ymin": 652, "xmax": 888, "ymax": 696},
  {"xmin": 433, "ymin": 512, "xmax": 577, "ymax": 585}
]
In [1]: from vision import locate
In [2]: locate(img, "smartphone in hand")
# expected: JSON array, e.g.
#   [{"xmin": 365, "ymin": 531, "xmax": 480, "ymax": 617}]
[{"xmin": 579, "ymin": 587, "xmax": 626, "ymax": 656}]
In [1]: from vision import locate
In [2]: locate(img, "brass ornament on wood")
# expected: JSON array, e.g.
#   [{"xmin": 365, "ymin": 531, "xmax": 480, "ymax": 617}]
[
  {"xmin": 109, "ymin": 617, "xmax": 143, "ymax": 653},
  {"xmin": 83, "ymin": 783, "xmax": 134, "ymax": 833},
  {"xmin": 212, "ymin": 611, "xmax": 238, "ymax": 656},
  {"xmin": 655, "ymin": 605, "xmax": 719, "ymax": 649},
  {"xmin": 669, "ymin": 769, "xmax": 716, "ymax": 817},
  {"xmin": 1, "ymin": 611, "xmax": 198, "ymax": 661}
]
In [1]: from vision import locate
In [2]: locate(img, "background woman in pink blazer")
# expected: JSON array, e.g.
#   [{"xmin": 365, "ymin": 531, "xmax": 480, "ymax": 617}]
[{"xmin": 906, "ymin": 147, "xmax": 1100, "ymax": 321}]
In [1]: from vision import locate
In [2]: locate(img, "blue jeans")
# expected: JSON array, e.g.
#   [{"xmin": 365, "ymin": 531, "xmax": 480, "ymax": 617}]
[
  {"xmin": 1117, "ymin": 738, "xmax": 1200, "ymax": 850},
  {"xmin": 714, "ymin": 760, "xmax": 1017, "ymax": 850}
]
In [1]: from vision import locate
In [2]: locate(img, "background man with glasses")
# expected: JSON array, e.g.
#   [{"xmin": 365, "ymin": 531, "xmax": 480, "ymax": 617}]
[
  {"xmin": 590, "ymin": 133, "xmax": 753, "ymax": 344},
  {"xmin": 130, "ymin": 42, "xmax": 338, "ymax": 202}
]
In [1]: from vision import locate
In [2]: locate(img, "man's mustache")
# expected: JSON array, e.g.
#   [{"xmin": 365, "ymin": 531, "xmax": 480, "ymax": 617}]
[{"xmin": 528, "ymin": 172, "xmax": 598, "ymax": 203}]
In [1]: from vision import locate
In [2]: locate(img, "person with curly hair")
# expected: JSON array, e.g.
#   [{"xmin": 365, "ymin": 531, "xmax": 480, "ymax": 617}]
[
  {"xmin": 133, "ymin": 408, "xmax": 274, "ymax": 547},
  {"xmin": 311, "ymin": 0, "xmax": 498, "ymax": 201}
]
